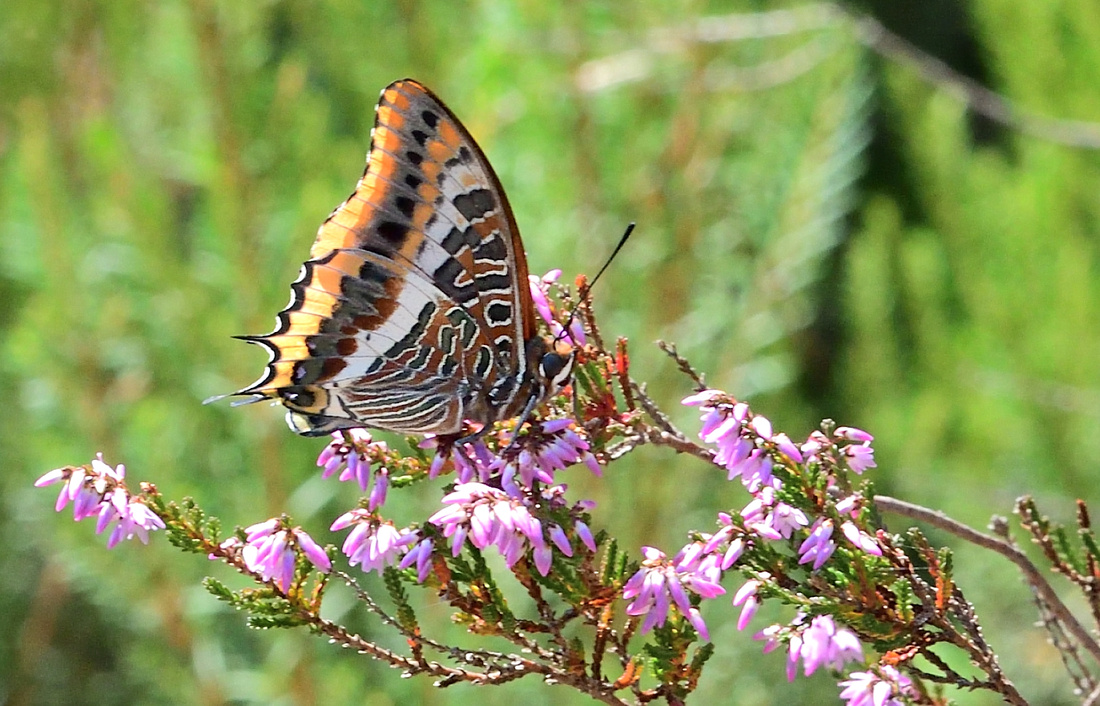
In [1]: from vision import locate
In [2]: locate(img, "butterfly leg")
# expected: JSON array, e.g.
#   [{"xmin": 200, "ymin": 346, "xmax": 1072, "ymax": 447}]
[{"xmin": 501, "ymin": 385, "xmax": 545, "ymax": 452}]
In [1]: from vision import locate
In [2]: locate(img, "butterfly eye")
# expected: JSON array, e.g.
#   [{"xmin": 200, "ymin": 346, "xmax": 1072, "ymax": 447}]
[{"xmin": 540, "ymin": 350, "xmax": 575, "ymax": 392}]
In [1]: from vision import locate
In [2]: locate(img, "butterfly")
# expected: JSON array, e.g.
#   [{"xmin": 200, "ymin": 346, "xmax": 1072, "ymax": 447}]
[{"xmin": 232, "ymin": 79, "xmax": 575, "ymax": 439}]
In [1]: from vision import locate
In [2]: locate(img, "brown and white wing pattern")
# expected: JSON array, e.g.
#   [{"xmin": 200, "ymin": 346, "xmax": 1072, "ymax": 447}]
[{"xmin": 235, "ymin": 79, "xmax": 540, "ymax": 436}]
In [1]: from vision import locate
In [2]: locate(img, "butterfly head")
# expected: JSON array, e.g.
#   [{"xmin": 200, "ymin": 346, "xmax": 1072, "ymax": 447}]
[{"xmin": 539, "ymin": 336, "xmax": 575, "ymax": 398}]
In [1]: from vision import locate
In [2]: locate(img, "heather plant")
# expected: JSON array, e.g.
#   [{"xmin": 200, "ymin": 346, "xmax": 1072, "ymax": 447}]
[{"xmin": 36, "ymin": 274, "xmax": 1097, "ymax": 706}]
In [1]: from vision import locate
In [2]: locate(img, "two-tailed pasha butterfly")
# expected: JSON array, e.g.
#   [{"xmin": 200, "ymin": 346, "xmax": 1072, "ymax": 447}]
[{"xmin": 231, "ymin": 79, "xmax": 574, "ymax": 440}]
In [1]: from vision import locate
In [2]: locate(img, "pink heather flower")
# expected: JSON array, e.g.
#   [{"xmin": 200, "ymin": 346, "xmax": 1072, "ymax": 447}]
[
  {"xmin": 698, "ymin": 408, "xmax": 728, "ymax": 440},
  {"xmin": 427, "ymin": 482, "xmax": 564, "ymax": 576},
  {"xmin": 722, "ymin": 537, "xmax": 746, "ymax": 569},
  {"xmin": 420, "ymin": 436, "xmax": 497, "ymax": 484},
  {"xmin": 750, "ymin": 415, "xmax": 773, "ymax": 440},
  {"xmin": 698, "ymin": 513, "xmax": 750, "ymax": 570},
  {"xmin": 622, "ymin": 545, "xmax": 725, "ymax": 641},
  {"xmin": 740, "ymin": 487, "xmax": 772, "ymax": 525},
  {"xmin": 793, "ymin": 615, "xmax": 864, "ymax": 679},
  {"xmin": 98, "ymin": 495, "xmax": 166, "ymax": 548},
  {"xmin": 717, "ymin": 435, "xmax": 753, "ymax": 476},
  {"xmin": 242, "ymin": 521, "xmax": 290, "ymax": 591},
  {"xmin": 693, "ymin": 400, "xmax": 792, "ymax": 491},
  {"xmin": 732, "ymin": 578, "xmax": 765, "ymax": 630},
  {"xmin": 841, "ymin": 522, "xmax": 883, "ymax": 557},
  {"xmin": 317, "ymin": 429, "xmax": 380, "ymax": 492},
  {"xmin": 800, "ymin": 430, "xmax": 830, "ymax": 462},
  {"xmin": 681, "ymin": 389, "xmax": 723, "ymax": 406},
  {"xmin": 728, "ymin": 448, "xmax": 774, "ymax": 490},
  {"xmin": 772, "ymin": 433, "xmax": 804, "ymax": 463},
  {"xmin": 549, "ymin": 318, "xmax": 586, "ymax": 347},
  {"xmin": 839, "ymin": 666, "xmax": 916, "ymax": 706},
  {"xmin": 368, "ymin": 467, "xmax": 389, "ymax": 511},
  {"xmin": 699, "ymin": 404, "xmax": 748, "ymax": 444},
  {"xmin": 398, "ymin": 538, "xmax": 435, "ymax": 583},
  {"xmin": 548, "ymin": 524, "xmax": 573, "ymax": 556},
  {"xmin": 428, "ymin": 452, "xmax": 447, "ymax": 479},
  {"xmin": 750, "ymin": 500, "xmax": 808, "ymax": 541},
  {"xmin": 37, "ymin": 454, "xmax": 166, "ymax": 547},
  {"xmin": 498, "ymin": 419, "xmax": 599, "ymax": 489},
  {"xmin": 835, "ymin": 495, "xmax": 862, "ymax": 517},
  {"xmin": 529, "ymin": 269, "xmax": 561, "ymax": 326},
  {"xmin": 835, "ymin": 427, "xmax": 874, "ymax": 443},
  {"xmin": 240, "ymin": 521, "xmax": 329, "ymax": 590},
  {"xmin": 798, "ymin": 519, "xmax": 837, "ymax": 570},
  {"xmin": 214, "ymin": 535, "xmax": 242, "ymax": 560},
  {"xmin": 293, "ymin": 527, "xmax": 332, "ymax": 573},
  {"xmin": 755, "ymin": 624, "xmax": 783, "ymax": 654},
  {"xmin": 673, "ymin": 544, "xmax": 725, "ymax": 595},
  {"xmin": 34, "ymin": 468, "xmax": 67, "ymax": 488},
  {"xmin": 331, "ymin": 510, "xmax": 418, "ymax": 574},
  {"xmin": 843, "ymin": 443, "xmax": 877, "ymax": 474},
  {"xmin": 574, "ymin": 520, "xmax": 597, "ymax": 552}
]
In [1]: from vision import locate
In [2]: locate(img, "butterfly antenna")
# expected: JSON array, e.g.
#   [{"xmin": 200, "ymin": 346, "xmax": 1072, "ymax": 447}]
[
  {"xmin": 588, "ymin": 221, "xmax": 635, "ymax": 291},
  {"xmin": 555, "ymin": 222, "xmax": 635, "ymax": 343}
]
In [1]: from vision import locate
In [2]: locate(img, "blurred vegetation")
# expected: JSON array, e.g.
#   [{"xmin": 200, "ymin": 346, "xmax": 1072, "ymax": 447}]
[{"xmin": 3, "ymin": 1, "xmax": 1099, "ymax": 704}]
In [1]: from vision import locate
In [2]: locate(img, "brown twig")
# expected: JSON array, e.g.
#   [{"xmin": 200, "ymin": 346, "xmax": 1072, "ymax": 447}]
[
  {"xmin": 657, "ymin": 341, "xmax": 706, "ymax": 390},
  {"xmin": 876, "ymin": 495, "xmax": 1100, "ymax": 668}
]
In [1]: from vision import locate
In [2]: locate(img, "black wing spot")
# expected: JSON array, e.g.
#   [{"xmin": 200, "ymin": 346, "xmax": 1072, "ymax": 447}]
[
  {"xmin": 376, "ymin": 220, "xmax": 409, "ymax": 246},
  {"xmin": 394, "ymin": 195, "xmax": 416, "ymax": 218},
  {"xmin": 486, "ymin": 301, "xmax": 511, "ymax": 325},
  {"xmin": 453, "ymin": 188, "xmax": 495, "ymax": 221},
  {"xmin": 458, "ymin": 145, "xmax": 473, "ymax": 163},
  {"xmin": 405, "ymin": 174, "xmax": 422, "ymax": 189},
  {"xmin": 441, "ymin": 226, "xmax": 478, "ymax": 255},
  {"xmin": 474, "ymin": 233, "xmax": 507, "ymax": 261},
  {"xmin": 411, "ymin": 129, "xmax": 429, "ymax": 146},
  {"xmin": 433, "ymin": 258, "xmax": 477, "ymax": 304},
  {"xmin": 474, "ymin": 346, "xmax": 493, "ymax": 380},
  {"xmin": 475, "ymin": 273, "xmax": 510, "ymax": 292},
  {"xmin": 422, "ymin": 110, "xmax": 440, "ymax": 129},
  {"xmin": 406, "ymin": 150, "xmax": 423, "ymax": 166},
  {"xmin": 358, "ymin": 260, "xmax": 392, "ymax": 288}
]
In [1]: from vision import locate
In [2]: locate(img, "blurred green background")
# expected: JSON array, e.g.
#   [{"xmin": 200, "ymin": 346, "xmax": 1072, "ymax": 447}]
[{"xmin": 3, "ymin": 1, "xmax": 1099, "ymax": 704}]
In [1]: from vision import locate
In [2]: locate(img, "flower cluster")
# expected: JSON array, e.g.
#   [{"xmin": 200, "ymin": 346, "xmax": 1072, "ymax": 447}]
[
  {"xmin": 422, "ymin": 418, "xmax": 601, "ymax": 490},
  {"xmin": 35, "ymin": 342, "xmax": 921, "ymax": 703},
  {"xmin": 838, "ymin": 666, "xmax": 917, "ymax": 706},
  {"xmin": 604, "ymin": 390, "xmax": 894, "ymax": 693},
  {"xmin": 317, "ymin": 429, "xmax": 390, "ymax": 508},
  {"xmin": 329, "ymin": 509, "xmax": 431, "ymax": 582},
  {"xmin": 35, "ymin": 454, "xmax": 165, "ymax": 548},
  {"xmin": 756, "ymin": 614, "xmax": 864, "ymax": 681},
  {"xmin": 497, "ymin": 419, "xmax": 602, "ymax": 490},
  {"xmin": 684, "ymin": 390, "xmax": 882, "ymax": 572},
  {"xmin": 428, "ymin": 482, "xmax": 595, "ymax": 576},
  {"xmin": 228, "ymin": 518, "xmax": 331, "ymax": 592},
  {"xmin": 622, "ymin": 545, "xmax": 725, "ymax": 639}
]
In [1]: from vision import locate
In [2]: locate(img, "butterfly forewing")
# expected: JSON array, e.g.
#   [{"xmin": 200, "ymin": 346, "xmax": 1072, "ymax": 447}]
[{"xmin": 237, "ymin": 79, "xmax": 541, "ymax": 436}]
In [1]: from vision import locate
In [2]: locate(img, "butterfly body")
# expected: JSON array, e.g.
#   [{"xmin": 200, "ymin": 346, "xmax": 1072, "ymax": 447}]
[{"xmin": 235, "ymin": 80, "xmax": 572, "ymax": 437}]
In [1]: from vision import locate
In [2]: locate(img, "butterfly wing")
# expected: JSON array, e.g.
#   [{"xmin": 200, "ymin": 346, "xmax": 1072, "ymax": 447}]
[{"xmin": 237, "ymin": 79, "xmax": 537, "ymax": 435}]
